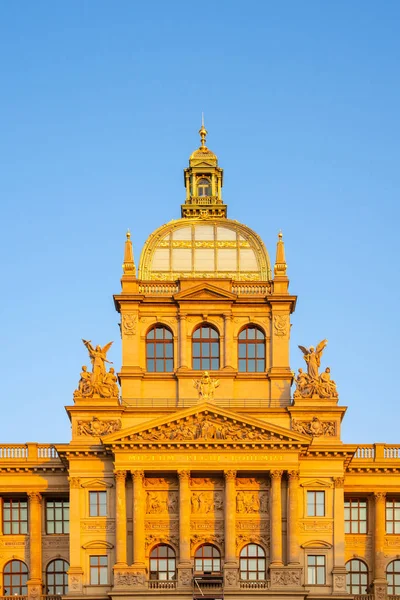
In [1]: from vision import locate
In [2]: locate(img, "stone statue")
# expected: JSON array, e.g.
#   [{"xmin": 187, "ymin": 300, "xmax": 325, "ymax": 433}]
[
  {"xmin": 294, "ymin": 340, "xmax": 339, "ymax": 399},
  {"xmin": 298, "ymin": 340, "xmax": 327, "ymax": 378},
  {"xmin": 82, "ymin": 339, "xmax": 113, "ymax": 382},
  {"xmin": 193, "ymin": 371, "xmax": 220, "ymax": 401},
  {"xmin": 74, "ymin": 340, "xmax": 119, "ymax": 399}
]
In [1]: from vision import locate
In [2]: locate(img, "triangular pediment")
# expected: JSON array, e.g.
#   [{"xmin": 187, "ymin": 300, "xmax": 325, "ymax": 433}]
[
  {"xmin": 174, "ymin": 283, "xmax": 237, "ymax": 302},
  {"xmin": 102, "ymin": 403, "xmax": 311, "ymax": 447},
  {"xmin": 300, "ymin": 478, "xmax": 333, "ymax": 488}
]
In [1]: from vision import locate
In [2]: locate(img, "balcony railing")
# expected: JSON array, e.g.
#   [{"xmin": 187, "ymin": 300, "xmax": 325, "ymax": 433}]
[
  {"xmin": 353, "ymin": 445, "xmax": 400, "ymax": 461},
  {"xmin": 138, "ymin": 282, "xmax": 179, "ymax": 295},
  {"xmin": 122, "ymin": 397, "xmax": 288, "ymax": 409},
  {"xmin": 240, "ymin": 580, "xmax": 269, "ymax": 589},
  {"xmin": 0, "ymin": 444, "xmax": 60, "ymax": 461},
  {"xmin": 147, "ymin": 580, "xmax": 176, "ymax": 589}
]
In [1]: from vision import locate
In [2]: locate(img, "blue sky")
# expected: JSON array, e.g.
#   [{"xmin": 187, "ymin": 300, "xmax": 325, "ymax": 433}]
[{"xmin": 0, "ymin": 1, "xmax": 399, "ymax": 443}]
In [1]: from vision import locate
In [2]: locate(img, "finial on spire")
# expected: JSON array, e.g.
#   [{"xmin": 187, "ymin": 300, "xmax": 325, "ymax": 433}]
[
  {"xmin": 199, "ymin": 114, "xmax": 207, "ymax": 148},
  {"xmin": 123, "ymin": 229, "xmax": 136, "ymax": 276},
  {"xmin": 274, "ymin": 230, "xmax": 287, "ymax": 277}
]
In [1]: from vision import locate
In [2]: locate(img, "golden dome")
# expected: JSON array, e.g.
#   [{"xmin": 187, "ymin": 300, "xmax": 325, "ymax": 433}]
[{"xmin": 139, "ymin": 217, "xmax": 271, "ymax": 282}]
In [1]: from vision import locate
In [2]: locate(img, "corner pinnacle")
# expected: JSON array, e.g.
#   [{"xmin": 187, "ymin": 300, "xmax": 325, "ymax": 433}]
[
  {"xmin": 274, "ymin": 230, "xmax": 287, "ymax": 277},
  {"xmin": 122, "ymin": 229, "xmax": 136, "ymax": 276}
]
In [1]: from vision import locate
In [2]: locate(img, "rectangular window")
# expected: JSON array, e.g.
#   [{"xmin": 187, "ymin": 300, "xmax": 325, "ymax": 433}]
[
  {"xmin": 89, "ymin": 491, "xmax": 107, "ymax": 517},
  {"xmin": 90, "ymin": 556, "xmax": 108, "ymax": 585},
  {"xmin": 3, "ymin": 498, "xmax": 28, "ymax": 534},
  {"xmin": 307, "ymin": 491, "xmax": 325, "ymax": 517},
  {"xmin": 46, "ymin": 499, "xmax": 69, "ymax": 534},
  {"xmin": 307, "ymin": 555, "xmax": 326, "ymax": 585},
  {"xmin": 386, "ymin": 498, "xmax": 400, "ymax": 534},
  {"xmin": 344, "ymin": 498, "xmax": 367, "ymax": 534}
]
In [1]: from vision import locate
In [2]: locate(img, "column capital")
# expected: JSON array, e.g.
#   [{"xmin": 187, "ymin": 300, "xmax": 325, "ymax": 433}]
[
  {"xmin": 224, "ymin": 470, "xmax": 237, "ymax": 481},
  {"xmin": 270, "ymin": 470, "xmax": 283, "ymax": 480},
  {"xmin": 27, "ymin": 491, "xmax": 42, "ymax": 504},
  {"xmin": 115, "ymin": 470, "xmax": 127, "ymax": 482},
  {"xmin": 178, "ymin": 470, "xmax": 190, "ymax": 482},
  {"xmin": 131, "ymin": 470, "xmax": 144, "ymax": 482},
  {"xmin": 68, "ymin": 476, "xmax": 81, "ymax": 489},
  {"xmin": 288, "ymin": 470, "xmax": 300, "ymax": 481},
  {"xmin": 374, "ymin": 491, "xmax": 387, "ymax": 502},
  {"xmin": 334, "ymin": 477, "xmax": 345, "ymax": 488}
]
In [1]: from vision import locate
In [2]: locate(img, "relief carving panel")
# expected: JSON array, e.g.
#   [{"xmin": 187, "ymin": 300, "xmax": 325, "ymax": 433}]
[{"xmin": 146, "ymin": 491, "xmax": 178, "ymax": 514}]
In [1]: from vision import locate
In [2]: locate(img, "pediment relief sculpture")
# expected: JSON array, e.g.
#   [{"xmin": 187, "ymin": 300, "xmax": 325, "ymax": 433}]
[
  {"xmin": 236, "ymin": 491, "xmax": 269, "ymax": 514},
  {"xmin": 292, "ymin": 417, "xmax": 336, "ymax": 437},
  {"xmin": 73, "ymin": 339, "xmax": 119, "ymax": 399},
  {"xmin": 295, "ymin": 339, "xmax": 338, "ymax": 399},
  {"xmin": 125, "ymin": 413, "xmax": 282, "ymax": 444}
]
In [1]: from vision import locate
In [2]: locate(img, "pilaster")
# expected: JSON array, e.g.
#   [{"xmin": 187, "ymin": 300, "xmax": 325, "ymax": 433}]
[
  {"xmin": 27, "ymin": 492, "xmax": 42, "ymax": 600},
  {"xmin": 270, "ymin": 470, "xmax": 283, "ymax": 565},
  {"xmin": 131, "ymin": 470, "xmax": 146, "ymax": 587},
  {"xmin": 224, "ymin": 470, "xmax": 238, "ymax": 589},
  {"xmin": 287, "ymin": 470, "xmax": 300, "ymax": 565},
  {"xmin": 114, "ymin": 470, "xmax": 127, "ymax": 567},
  {"xmin": 373, "ymin": 492, "xmax": 388, "ymax": 600},
  {"xmin": 178, "ymin": 314, "xmax": 188, "ymax": 369},
  {"xmin": 67, "ymin": 477, "xmax": 83, "ymax": 594},
  {"xmin": 177, "ymin": 470, "xmax": 192, "ymax": 589}
]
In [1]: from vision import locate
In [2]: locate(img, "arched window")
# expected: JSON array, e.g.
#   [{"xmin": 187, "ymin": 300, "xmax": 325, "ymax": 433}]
[
  {"xmin": 150, "ymin": 544, "xmax": 176, "ymax": 580},
  {"xmin": 192, "ymin": 325, "xmax": 220, "ymax": 370},
  {"xmin": 46, "ymin": 559, "xmax": 69, "ymax": 595},
  {"xmin": 3, "ymin": 560, "xmax": 28, "ymax": 595},
  {"xmin": 146, "ymin": 325, "xmax": 173, "ymax": 372},
  {"xmin": 238, "ymin": 326, "xmax": 265, "ymax": 372},
  {"xmin": 197, "ymin": 178, "xmax": 211, "ymax": 197},
  {"xmin": 239, "ymin": 544, "xmax": 266, "ymax": 580},
  {"xmin": 346, "ymin": 559, "xmax": 368, "ymax": 594},
  {"xmin": 387, "ymin": 560, "xmax": 400, "ymax": 595},
  {"xmin": 194, "ymin": 544, "xmax": 221, "ymax": 573}
]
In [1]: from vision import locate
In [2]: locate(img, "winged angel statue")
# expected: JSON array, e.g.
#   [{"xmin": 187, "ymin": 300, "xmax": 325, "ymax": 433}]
[
  {"xmin": 74, "ymin": 340, "xmax": 119, "ymax": 399},
  {"xmin": 294, "ymin": 339, "xmax": 338, "ymax": 399}
]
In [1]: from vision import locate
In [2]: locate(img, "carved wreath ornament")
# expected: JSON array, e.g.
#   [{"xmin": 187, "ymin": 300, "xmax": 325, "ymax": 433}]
[{"xmin": 126, "ymin": 412, "xmax": 280, "ymax": 444}]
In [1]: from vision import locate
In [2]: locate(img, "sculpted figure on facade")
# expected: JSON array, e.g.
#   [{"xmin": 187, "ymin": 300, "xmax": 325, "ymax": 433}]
[
  {"xmin": 294, "ymin": 339, "xmax": 339, "ymax": 399},
  {"xmin": 77, "ymin": 417, "xmax": 122, "ymax": 436},
  {"xmin": 74, "ymin": 340, "xmax": 119, "ymax": 399},
  {"xmin": 236, "ymin": 491, "xmax": 269, "ymax": 514},
  {"xmin": 193, "ymin": 371, "xmax": 220, "ymax": 401},
  {"xmin": 191, "ymin": 491, "xmax": 223, "ymax": 514},
  {"xmin": 146, "ymin": 491, "xmax": 178, "ymax": 514},
  {"xmin": 291, "ymin": 416, "xmax": 336, "ymax": 437}
]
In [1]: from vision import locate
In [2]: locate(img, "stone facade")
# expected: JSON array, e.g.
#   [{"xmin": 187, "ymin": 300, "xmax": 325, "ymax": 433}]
[{"xmin": 0, "ymin": 126, "xmax": 399, "ymax": 600}]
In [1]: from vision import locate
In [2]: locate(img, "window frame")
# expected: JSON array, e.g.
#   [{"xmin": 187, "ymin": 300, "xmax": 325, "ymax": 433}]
[
  {"xmin": 307, "ymin": 555, "xmax": 326, "ymax": 585},
  {"xmin": 239, "ymin": 543, "xmax": 266, "ymax": 581},
  {"xmin": 197, "ymin": 177, "xmax": 212, "ymax": 197},
  {"xmin": 387, "ymin": 560, "xmax": 400, "ymax": 594},
  {"xmin": 238, "ymin": 325, "xmax": 266, "ymax": 373},
  {"xmin": 346, "ymin": 559, "xmax": 368, "ymax": 594},
  {"xmin": 194, "ymin": 544, "xmax": 221, "ymax": 574},
  {"xmin": 89, "ymin": 491, "xmax": 107, "ymax": 517},
  {"xmin": 2, "ymin": 498, "xmax": 28, "ymax": 535},
  {"xmin": 344, "ymin": 497, "xmax": 368, "ymax": 534},
  {"xmin": 46, "ymin": 559, "xmax": 69, "ymax": 595},
  {"xmin": 307, "ymin": 491, "xmax": 325, "ymax": 517},
  {"xmin": 89, "ymin": 555, "xmax": 108, "ymax": 585},
  {"xmin": 3, "ymin": 560, "xmax": 28, "ymax": 595},
  {"xmin": 146, "ymin": 325, "xmax": 174, "ymax": 373},
  {"xmin": 192, "ymin": 324, "xmax": 220, "ymax": 371},
  {"xmin": 149, "ymin": 544, "xmax": 176, "ymax": 581},
  {"xmin": 386, "ymin": 498, "xmax": 400, "ymax": 534},
  {"xmin": 46, "ymin": 498, "xmax": 69, "ymax": 534}
]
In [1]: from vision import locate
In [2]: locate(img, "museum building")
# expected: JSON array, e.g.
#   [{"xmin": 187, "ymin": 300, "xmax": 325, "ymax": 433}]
[{"xmin": 0, "ymin": 125, "xmax": 399, "ymax": 600}]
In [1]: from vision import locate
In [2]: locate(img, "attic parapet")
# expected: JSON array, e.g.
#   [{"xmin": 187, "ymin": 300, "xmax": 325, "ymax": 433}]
[{"xmin": 0, "ymin": 443, "xmax": 61, "ymax": 463}]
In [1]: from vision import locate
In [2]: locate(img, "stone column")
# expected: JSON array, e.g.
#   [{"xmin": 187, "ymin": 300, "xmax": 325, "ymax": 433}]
[
  {"xmin": 179, "ymin": 314, "xmax": 188, "ymax": 369},
  {"xmin": 374, "ymin": 492, "xmax": 387, "ymax": 599},
  {"xmin": 27, "ymin": 492, "xmax": 42, "ymax": 600},
  {"xmin": 287, "ymin": 471, "xmax": 300, "ymax": 564},
  {"xmin": 67, "ymin": 477, "xmax": 83, "ymax": 593},
  {"xmin": 270, "ymin": 470, "xmax": 283, "ymax": 565},
  {"xmin": 223, "ymin": 314, "xmax": 233, "ymax": 369},
  {"xmin": 132, "ymin": 470, "xmax": 145, "ymax": 567},
  {"xmin": 114, "ymin": 471, "xmax": 127, "ymax": 566},
  {"xmin": 177, "ymin": 470, "xmax": 192, "ymax": 588},
  {"xmin": 224, "ymin": 471, "xmax": 238, "ymax": 589},
  {"xmin": 332, "ymin": 477, "xmax": 348, "ymax": 594}
]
